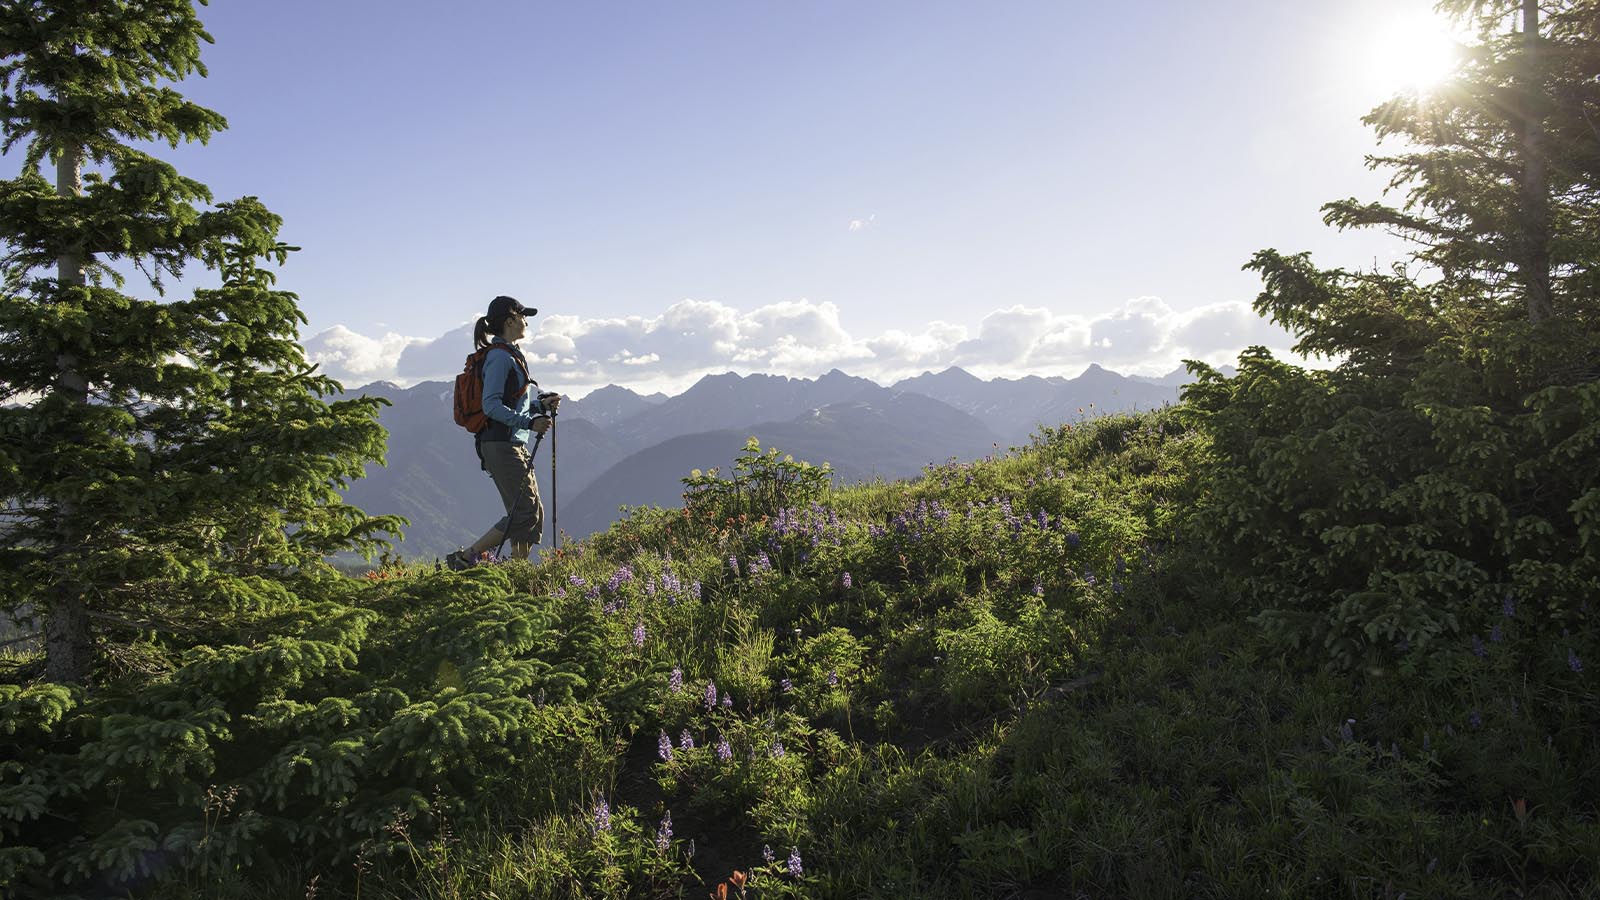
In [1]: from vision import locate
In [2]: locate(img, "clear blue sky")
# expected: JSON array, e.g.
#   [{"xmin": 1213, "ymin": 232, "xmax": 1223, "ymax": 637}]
[{"xmin": 24, "ymin": 0, "xmax": 1458, "ymax": 392}]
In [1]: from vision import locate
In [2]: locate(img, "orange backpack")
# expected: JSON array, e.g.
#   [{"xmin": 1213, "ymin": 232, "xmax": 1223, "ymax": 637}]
[{"xmin": 452, "ymin": 344, "xmax": 531, "ymax": 433}]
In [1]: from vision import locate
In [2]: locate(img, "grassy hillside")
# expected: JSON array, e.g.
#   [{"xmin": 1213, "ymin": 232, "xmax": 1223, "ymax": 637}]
[{"xmin": 7, "ymin": 409, "xmax": 1570, "ymax": 898}]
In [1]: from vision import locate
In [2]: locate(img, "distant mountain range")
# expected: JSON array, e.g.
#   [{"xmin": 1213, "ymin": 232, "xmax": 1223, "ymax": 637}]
[{"xmin": 343, "ymin": 364, "xmax": 1221, "ymax": 560}]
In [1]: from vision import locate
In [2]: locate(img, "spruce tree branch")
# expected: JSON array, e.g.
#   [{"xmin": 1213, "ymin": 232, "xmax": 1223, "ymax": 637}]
[{"xmin": 85, "ymin": 610, "xmax": 201, "ymax": 635}]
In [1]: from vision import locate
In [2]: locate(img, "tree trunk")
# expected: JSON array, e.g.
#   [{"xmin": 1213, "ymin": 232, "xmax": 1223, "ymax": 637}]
[
  {"xmin": 1519, "ymin": 0, "xmax": 1556, "ymax": 324},
  {"xmin": 44, "ymin": 145, "xmax": 93, "ymax": 685}
]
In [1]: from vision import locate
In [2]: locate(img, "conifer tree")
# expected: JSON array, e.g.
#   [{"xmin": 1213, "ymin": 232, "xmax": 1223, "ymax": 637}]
[
  {"xmin": 1188, "ymin": 0, "xmax": 1600, "ymax": 666},
  {"xmin": 0, "ymin": 0, "xmax": 402, "ymax": 684},
  {"xmin": 1314, "ymin": 0, "xmax": 1600, "ymax": 331}
]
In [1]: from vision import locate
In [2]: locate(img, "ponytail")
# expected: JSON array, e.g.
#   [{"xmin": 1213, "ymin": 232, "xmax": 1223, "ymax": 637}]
[{"xmin": 473, "ymin": 315, "xmax": 492, "ymax": 350}]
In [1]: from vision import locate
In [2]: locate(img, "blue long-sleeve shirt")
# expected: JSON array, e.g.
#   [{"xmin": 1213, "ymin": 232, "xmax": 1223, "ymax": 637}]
[{"xmin": 481, "ymin": 337, "xmax": 549, "ymax": 446}]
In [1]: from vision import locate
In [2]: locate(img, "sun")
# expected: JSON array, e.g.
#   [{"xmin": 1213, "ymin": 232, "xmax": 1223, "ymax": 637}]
[{"xmin": 1361, "ymin": 11, "xmax": 1464, "ymax": 95}]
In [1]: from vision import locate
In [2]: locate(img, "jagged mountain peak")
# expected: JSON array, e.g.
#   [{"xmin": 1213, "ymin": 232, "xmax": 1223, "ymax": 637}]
[
  {"xmin": 894, "ymin": 366, "xmax": 981, "ymax": 387},
  {"xmin": 580, "ymin": 384, "xmax": 644, "ymax": 402}
]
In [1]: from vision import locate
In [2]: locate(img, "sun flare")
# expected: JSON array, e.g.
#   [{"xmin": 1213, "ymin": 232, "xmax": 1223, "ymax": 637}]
[{"xmin": 1361, "ymin": 11, "xmax": 1463, "ymax": 95}]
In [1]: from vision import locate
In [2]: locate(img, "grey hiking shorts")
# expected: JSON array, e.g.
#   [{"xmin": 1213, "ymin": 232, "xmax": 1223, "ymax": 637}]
[{"xmin": 480, "ymin": 440, "xmax": 544, "ymax": 545}]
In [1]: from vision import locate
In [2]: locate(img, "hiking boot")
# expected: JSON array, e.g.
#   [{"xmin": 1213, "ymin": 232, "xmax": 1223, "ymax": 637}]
[{"xmin": 445, "ymin": 549, "xmax": 475, "ymax": 571}]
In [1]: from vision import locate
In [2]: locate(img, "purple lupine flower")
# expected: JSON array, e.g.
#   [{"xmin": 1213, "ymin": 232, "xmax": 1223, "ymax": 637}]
[
  {"xmin": 592, "ymin": 797, "xmax": 611, "ymax": 833},
  {"xmin": 1469, "ymin": 710, "xmax": 1483, "ymax": 730},
  {"xmin": 656, "ymin": 811, "xmax": 673, "ymax": 853},
  {"xmin": 1471, "ymin": 635, "xmax": 1486, "ymax": 658},
  {"xmin": 1570, "ymin": 648, "xmax": 1584, "ymax": 673},
  {"xmin": 1033, "ymin": 578, "xmax": 1044, "ymax": 597},
  {"xmin": 607, "ymin": 564, "xmax": 634, "ymax": 592},
  {"xmin": 763, "ymin": 845, "xmax": 775, "ymax": 864},
  {"xmin": 1502, "ymin": 594, "xmax": 1516, "ymax": 618},
  {"xmin": 691, "ymin": 580, "xmax": 703, "ymax": 600},
  {"xmin": 569, "ymin": 575, "xmax": 587, "ymax": 587},
  {"xmin": 632, "ymin": 621, "xmax": 647, "ymax": 648},
  {"xmin": 1339, "ymin": 719, "xmax": 1354, "ymax": 742},
  {"xmin": 716, "ymin": 736, "xmax": 732, "ymax": 761},
  {"xmin": 1490, "ymin": 624, "xmax": 1504, "ymax": 644},
  {"xmin": 787, "ymin": 847, "xmax": 804, "ymax": 877},
  {"xmin": 727, "ymin": 555, "xmax": 739, "ymax": 575},
  {"xmin": 679, "ymin": 729, "xmax": 695, "ymax": 751},
  {"xmin": 1065, "ymin": 532, "xmax": 1080, "ymax": 549},
  {"xmin": 827, "ymin": 669, "xmax": 839, "ymax": 687},
  {"xmin": 842, "ymin": 571, "xmax": 852, "ymax": 590},
  {"xmin": 669, "ymin": 667, "xmax": 683, "ymax": 694},
  {"xmin": 780, "ymin": 678, "xmax": 793, "ymax": 693},
  {"xmin": 658, "ymin": 730, "xmax": 674, "ymax": 761},
  {"xmin": 703, "ymin": 679, "xmax": 718, "ymax": 710},
  {"xmin": 769, "ymin": 740, "xmax": 785, "ymax": 758},
  {"xmin": 721, "ymin": 692, "xmax": 733, "ymax": 709}
]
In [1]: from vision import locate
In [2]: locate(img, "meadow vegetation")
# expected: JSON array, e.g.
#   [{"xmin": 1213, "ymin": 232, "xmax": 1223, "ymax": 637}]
[{"xmin": 5, "ymin": 414, "xmax": 1597, "ymax": 898}]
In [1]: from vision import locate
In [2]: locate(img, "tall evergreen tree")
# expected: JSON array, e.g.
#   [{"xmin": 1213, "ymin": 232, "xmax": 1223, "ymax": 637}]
[
  {"xmin": 1318, "ymin": 0, "xmax": 1600, "ymax": 329},
  {"xmin": 0, "ymin": 0, "xmax": 402, "ymax": 684},
  {"xmin": 1187, "ymin": 0, "xmax": 1600, "ymax": 667}
]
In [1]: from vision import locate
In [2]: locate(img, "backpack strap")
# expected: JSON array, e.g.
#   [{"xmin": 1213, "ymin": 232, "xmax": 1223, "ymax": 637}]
[{"xmin": 486, "ymin": 343, "xmax": 533, "ymax": 401}]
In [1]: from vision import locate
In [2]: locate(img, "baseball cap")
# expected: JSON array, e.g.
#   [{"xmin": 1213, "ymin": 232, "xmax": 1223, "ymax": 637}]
[{"xmin": 487, "ymin": 295, "xmax": 537, "ymax": 320}]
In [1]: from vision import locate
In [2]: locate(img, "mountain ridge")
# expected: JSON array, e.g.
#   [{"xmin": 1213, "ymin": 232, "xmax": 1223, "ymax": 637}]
[{"xmin": 344, "ymin": 363, "xmax": 1217, "ymax": 557}]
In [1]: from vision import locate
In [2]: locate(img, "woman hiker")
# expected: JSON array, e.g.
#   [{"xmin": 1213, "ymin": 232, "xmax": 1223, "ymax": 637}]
[{"xmin": 446, "ymin": 295, "xmax": 559, "ymax": 569}]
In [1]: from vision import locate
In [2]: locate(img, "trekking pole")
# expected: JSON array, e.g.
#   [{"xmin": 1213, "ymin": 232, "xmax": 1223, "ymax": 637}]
[{"xmin": 550, "ymin": 410, "xmax": 559, "ymax": 550}]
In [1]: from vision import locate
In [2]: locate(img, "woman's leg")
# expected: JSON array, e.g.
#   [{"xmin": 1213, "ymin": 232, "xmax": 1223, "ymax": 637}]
[{"xmin": 477, "ymin": 441, "xmax": 544, "ymax": 559}]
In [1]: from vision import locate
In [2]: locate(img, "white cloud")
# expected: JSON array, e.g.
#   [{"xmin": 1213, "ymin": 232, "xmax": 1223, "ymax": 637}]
[
  {"xmin": 848, "ymin": 214, "xmax": 876, "ymax": 231},
  {"xmin": 954, "ymin": 305, "xmax": 1060, "ymax": 365},
  {"xmin": 303, "ymin": 295, "xmax": 1300, "ymax": 394},
  {"xmin": 394, "ymin": 322, "xmax": 476, "ymax": 383},
  {"xmin": 1082, "ymin": 296, "xmax": 1175, "ymax": 366},
  {"xmin": 303, "ymin": 325, "xmax": 424, "ymax": 386}
]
